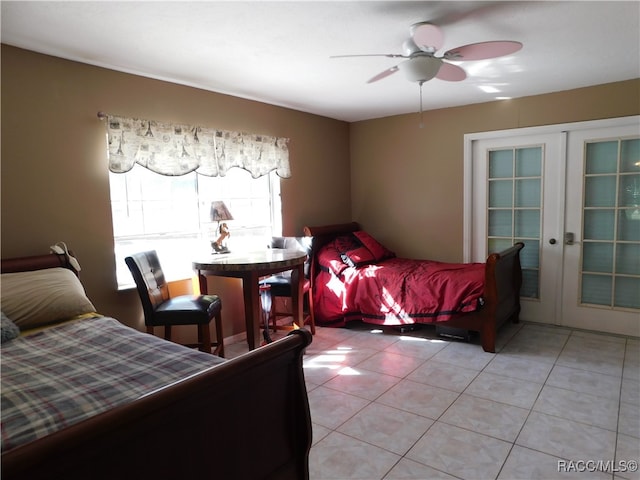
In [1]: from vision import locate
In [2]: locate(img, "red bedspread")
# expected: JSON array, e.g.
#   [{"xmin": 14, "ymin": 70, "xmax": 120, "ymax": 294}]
[{"xmin": 313, "ymin": 257, "xmax": 485, "ymax": 327}]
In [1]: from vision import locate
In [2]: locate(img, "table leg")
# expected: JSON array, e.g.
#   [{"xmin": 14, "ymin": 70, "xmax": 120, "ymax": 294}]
[
  {"xmin": 291, "ymin": 263, "xmax": 304, "ymax": 329},
  {"xmin": 259, "ymin": 284, "xmax": 273, "ymax": 345},
  {"xmin": 198, "ymin": 272, "xmax": 208, "ymax": 294},
  {"xmin": 242, "ymin": 272, "xmax": 262, "ymax": 350}
]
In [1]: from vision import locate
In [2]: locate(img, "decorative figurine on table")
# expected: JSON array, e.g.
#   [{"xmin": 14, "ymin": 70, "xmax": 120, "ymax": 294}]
[
  {"xmin": 210, "ymin": 200, "xmax": 233, "ymax": 253},
  {"xmin": 212, "ymin": 222, "xmax": 231, "ymax": 253}
]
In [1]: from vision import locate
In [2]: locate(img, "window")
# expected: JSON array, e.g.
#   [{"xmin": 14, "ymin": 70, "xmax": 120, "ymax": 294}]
[{"xmin": 109, "ymin": 165, "xmax": 281, "ymax": 288}]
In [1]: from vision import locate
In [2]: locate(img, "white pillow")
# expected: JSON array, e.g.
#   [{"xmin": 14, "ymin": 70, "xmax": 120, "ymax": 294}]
[{"xmin": 1, "ymin": 268, "xmax": 96, "ymax": 329}]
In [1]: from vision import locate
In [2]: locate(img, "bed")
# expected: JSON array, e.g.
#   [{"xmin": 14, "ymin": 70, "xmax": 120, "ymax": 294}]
[
  {"xmin": 303, "ymin": 222, "xmax": 523, "ymax": 353},
  {"xmin": 1, "ymin": 252, "xmax": 312, "ymax": 480}
]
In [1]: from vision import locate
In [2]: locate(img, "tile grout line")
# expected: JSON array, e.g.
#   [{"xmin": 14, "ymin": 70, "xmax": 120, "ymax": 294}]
[{"xmin": 493, "ymin": 328, "xmax": 573, "ymax": 479}]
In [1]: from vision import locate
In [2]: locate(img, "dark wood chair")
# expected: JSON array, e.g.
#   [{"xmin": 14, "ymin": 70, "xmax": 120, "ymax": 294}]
[
  {"xmin": 125, "ymin": 250, "xmax": 224, "ymax": 357},
  {"xmin": 259, "ymin": 237, "xmax": 315, "ymax": 335}
]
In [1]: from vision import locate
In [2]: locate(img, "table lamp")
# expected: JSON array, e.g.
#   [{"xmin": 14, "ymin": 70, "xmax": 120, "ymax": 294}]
[{"xmin": 210, "ymin": 201, "xmax": 233, "ymax": 253}]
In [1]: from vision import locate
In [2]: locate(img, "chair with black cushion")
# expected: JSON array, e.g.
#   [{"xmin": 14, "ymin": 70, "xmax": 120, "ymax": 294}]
[
  {"xmin": 125, "ymin": 250, "xmax": 224, "ymax": 357},
  {"xmin": 259, "ymin": 236, "xmax": 315, "ymax": 335}
]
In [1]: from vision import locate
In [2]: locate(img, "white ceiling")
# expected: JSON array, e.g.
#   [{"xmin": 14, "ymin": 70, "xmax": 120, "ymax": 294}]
[{"xmin": 2, "ymin": 1, "xmax": 639, "ymax": 122}]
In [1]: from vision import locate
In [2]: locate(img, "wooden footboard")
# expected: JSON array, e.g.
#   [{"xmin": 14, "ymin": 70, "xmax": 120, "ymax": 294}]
[
  {"xmin": 444, "ymin": 242, "xmax": 523, "ymax": 352},
  {"xmin": 2, "ymin": 329, "xmax": 313, "ymax": 480}
]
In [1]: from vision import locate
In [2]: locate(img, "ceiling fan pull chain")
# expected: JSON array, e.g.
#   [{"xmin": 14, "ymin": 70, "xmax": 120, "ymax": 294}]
[{"xmin": 419, "ymin": 81, "xmax": 425, "ymax": 129}]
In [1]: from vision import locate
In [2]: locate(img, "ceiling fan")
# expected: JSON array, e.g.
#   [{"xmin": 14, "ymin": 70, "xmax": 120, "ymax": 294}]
[{"xmin": 332, "ymin": 21, "xmax": 522, "ymax": 124}]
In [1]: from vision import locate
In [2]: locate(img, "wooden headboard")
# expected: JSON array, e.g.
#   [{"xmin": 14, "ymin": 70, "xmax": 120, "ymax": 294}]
[
  {"xmin": 302, "ymin": 222, "xmax": 360, "ymax": 293},
  {"xmin": 303, "ymin": 221, "xmax": 360, "ymax": 238},
  {"xmin": 303, "ymin": 221, "xmax": 360, "ymax": 257},
  {"xmin": 1, "ymin": 253, "xmax": 74, "ymax": 274}
]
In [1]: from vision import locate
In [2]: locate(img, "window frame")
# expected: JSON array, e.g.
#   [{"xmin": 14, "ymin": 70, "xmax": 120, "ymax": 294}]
[{"xmin": 109, "ymin": 166, "xmax": 282, "ymax": 289}]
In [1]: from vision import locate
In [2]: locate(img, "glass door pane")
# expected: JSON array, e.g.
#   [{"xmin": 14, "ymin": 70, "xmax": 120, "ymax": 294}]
[
  {"xmin": 581, "ymin": 137, "xmax": 640, "ymax": 309},
  {"xmin": 488, "ymin": 146, "xmax": 543, "ymax": 298}
]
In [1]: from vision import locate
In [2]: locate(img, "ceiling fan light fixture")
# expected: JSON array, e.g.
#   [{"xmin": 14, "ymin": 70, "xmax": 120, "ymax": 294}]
[{"xmin": 398, "ymin": 56, "xmax": 443, "ymax": 83}]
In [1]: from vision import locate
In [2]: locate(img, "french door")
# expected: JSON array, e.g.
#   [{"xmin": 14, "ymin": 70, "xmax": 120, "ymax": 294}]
[
  {"xmin": 465, "ymin": 116, "xmax": 640, "ymax": 337},
  {"xmin": 563, "ymin": 125, "xmax": 640, "ymax": 335}
]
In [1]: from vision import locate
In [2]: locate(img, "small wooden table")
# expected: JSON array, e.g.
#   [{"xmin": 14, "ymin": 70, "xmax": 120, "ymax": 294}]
[{"xmin": 193, "ymin": 250, "xmax": 307, "ymax": 350}]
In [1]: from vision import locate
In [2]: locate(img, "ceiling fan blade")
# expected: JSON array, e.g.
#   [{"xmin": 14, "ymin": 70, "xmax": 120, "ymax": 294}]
[
  {"xmin": 443, "ymin": 41, "xmax": 522, "ymax": 61},
  {"xmin": 410, "ymin": 22, "xmax": 444, "ymax": 52},
  {"xmin": 331, "ymin": 53, "xmax": 406, "ymax": 59},
  {"xmin": 436, "ymin": 62, "xmax": 466, "ymax": 82},
  {"xmin": 367, "ymin": 66, "xmax": 399, "ymax": 84}
]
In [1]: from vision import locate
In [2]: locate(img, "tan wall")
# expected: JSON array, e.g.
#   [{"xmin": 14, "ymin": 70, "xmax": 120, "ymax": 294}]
[
  {"xmin": 350, "ymin": 79, "xmax": 640, "ymax": 263},
  {"xmin": 2, "ymin": 44, "xmax": 638, "ymax": 339},
  {"xmin": 1, "ymin": 45, "xmax": 351, "ymax": 336}
]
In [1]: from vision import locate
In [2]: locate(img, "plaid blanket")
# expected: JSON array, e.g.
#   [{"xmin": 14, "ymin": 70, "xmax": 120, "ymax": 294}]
[{"xmin": 1, "ymin": 317, "xmax": 225, "ymax": 452}]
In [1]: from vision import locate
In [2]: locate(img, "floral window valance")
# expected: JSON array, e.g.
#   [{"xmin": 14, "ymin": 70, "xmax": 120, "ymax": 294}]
[{"xmin": 103, "ymin": 114, "xmax": 291, "ymax": 178}]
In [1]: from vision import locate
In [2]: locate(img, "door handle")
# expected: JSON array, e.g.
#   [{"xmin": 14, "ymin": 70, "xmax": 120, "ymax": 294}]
[{"xmin": 565, "ymin": 232, "xmax": 576, "ymax": 245}]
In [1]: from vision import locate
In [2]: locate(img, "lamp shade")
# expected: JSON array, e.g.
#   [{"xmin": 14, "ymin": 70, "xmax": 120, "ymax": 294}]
[{"xmin": 210, "ymin": 201, "xmax": 233, "ymax": 222}]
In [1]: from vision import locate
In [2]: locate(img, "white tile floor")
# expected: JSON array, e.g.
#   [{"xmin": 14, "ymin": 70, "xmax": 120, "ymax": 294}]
[{"xmin": 225, "ymin": 321, "xmax": 640, "ymax": 480}]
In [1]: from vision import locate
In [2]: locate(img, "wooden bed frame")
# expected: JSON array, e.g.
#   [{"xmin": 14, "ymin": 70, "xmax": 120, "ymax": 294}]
[
  {"xmin": 1, "ymin": 253, "xmax": 313, "ymax": 480},
  {"xmin": 303, "ymin": 222, "xmax": 523, "ymax": 353}
]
